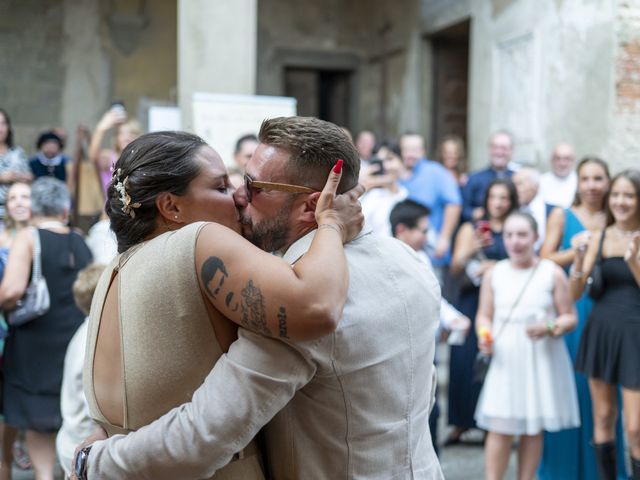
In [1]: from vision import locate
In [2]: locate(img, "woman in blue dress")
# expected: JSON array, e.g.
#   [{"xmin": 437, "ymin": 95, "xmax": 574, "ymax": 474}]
[
  {"xmin": 446, "ymin": 178, "xmax": 518, "ymax": 444},
  {"xmin": 539, "ymin": 157, "xmax": 627, "ymax": 479}
]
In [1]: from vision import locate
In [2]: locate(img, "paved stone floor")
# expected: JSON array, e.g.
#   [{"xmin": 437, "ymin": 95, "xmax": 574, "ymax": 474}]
[{"xmin": 436, "ymin": 344, "xmax": 518, "ymax": 480}]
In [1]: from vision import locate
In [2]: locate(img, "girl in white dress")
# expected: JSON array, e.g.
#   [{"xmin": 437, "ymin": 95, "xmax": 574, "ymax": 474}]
[{"xmin": 475, "ymin": 212, "xmax": 580, "ymax": 480}]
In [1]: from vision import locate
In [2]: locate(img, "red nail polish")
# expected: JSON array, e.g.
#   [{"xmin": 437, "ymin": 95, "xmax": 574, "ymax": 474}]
[{"xmin": 333, "ymin": 159, "xmax": 343, "ymax": 174}]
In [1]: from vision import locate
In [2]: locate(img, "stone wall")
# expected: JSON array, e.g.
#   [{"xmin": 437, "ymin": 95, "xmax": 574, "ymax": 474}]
[
  {"xmin": 420, "ymin": 0, "xmax": 636, "ymax": 173},
  {"xmin": 0, "ymin": 0, "xmax": 68, "ymax": 150},
  {"xmin": 257, "ymin": 0, "xmax": 423, "ymax": 139},
  {"xmin": 1, "ymin": 0, "xmax": 176, "ymax": 157}
]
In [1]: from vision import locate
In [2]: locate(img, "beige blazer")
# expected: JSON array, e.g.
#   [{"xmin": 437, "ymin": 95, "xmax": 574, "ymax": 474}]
[{"xmin": 87, "ymin": 230, "xmax": 444, "ymax": 479}]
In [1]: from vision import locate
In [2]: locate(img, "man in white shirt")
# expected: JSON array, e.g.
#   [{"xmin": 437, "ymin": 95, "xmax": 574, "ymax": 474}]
[{"xmin": 539, "ymin": 143, "xmax": 577, "ymax": 208}]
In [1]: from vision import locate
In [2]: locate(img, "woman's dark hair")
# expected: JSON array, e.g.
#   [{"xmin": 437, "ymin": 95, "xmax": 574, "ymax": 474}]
[
  {"xmin": 605, "ymin": 169, "xmax": 640, "ymax": 226},
  {"xmin": 482, "ymin": 178, "xmax": 519, "ymax": 221},
  {"xmin": 0, "ymin": 108, "xmax": 15, "ymax": 148},
  {"xmin": 572, "ymin": 156, "xmax": 611, "ymax": 208},
  {"xmin": 107, "ymin": 131, "xmax": 207, "ymax": 252}
]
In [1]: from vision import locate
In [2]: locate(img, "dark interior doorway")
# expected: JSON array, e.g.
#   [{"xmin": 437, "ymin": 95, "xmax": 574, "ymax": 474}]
[
  {"xmin": 429, "ymin": 20, "xmax": 470, "ymax": 154},
  {"xmin": 284, "ymin": 68, "xmax": 352, "ymax": 128}
]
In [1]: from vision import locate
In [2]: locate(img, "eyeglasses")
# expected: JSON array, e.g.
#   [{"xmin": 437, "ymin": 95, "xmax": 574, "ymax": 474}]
[{"xmin": 244, "ymin": 174, "xmax": 316, "ymax": 203}]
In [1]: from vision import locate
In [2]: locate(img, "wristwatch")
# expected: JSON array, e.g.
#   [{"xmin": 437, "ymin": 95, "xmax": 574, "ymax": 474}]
[{"xmin": 74, "ymin": 444, "xmax": 93, "ymax": 480}]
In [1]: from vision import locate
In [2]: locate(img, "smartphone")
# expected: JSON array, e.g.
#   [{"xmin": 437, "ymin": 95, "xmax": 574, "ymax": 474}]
[
  {"xmin": 110, "ymin": 101, "xmax": 126, "ymax": 114},
  {"xmin": 476, "ymin": 220, "xmax": 490, "ymax": 235},
  {"xmin": 369, "ymin": 157, "xmax": 385, "ymax": 176}
]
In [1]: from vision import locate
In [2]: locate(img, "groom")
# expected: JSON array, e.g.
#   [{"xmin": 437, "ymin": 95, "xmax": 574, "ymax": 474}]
[{"xmin": 75, "ymin": 117, "xmax": 443, "ymax": 479}]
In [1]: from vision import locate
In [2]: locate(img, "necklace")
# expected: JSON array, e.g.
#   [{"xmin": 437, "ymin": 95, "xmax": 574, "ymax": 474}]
[{"xmin": 612, "ymin": 224, "xmax": 640, "ymax": 237}]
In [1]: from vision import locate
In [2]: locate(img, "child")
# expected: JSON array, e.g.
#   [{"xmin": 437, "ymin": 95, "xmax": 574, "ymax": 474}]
[
  {"xmin": 56, "ymin": 263, "xmax": 106, "ymax": 477},
  {"xmin": 390, "ymin": 199, "xmax": 471, "ymax": 454}
]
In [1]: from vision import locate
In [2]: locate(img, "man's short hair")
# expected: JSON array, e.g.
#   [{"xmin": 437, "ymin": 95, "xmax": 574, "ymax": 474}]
[
  {"xmin": 73, "ymin": 263, "xmax": 106, "ymax": 315},
  {"xmin": 258, "ymin": 117, "xmax": 360, "ymax": 194},
  {"xmin": 514, "ymin": 167, "xmax": 541, "ymax": 187},
  {"xmin": 389, "ymin": 199, "xmax": 431, "ymax": 237},
  {"xmin": 234, "ymin": 134, "xmax": 258, "ymax": 154}
]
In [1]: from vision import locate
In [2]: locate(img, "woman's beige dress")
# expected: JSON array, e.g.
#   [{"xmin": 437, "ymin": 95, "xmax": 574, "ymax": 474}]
[{"xmin": 83, "ymin": 222, "xmax": 263, "ymax": 479}]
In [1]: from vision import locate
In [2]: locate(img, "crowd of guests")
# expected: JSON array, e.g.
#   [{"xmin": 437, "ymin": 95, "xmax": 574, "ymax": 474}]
[
  {"xmin": 0, "ymin": 98, "xmax": 639, "ymax": 480},
  {"xmin": 356, "ymin": 127, "xmax": 640, "ymax": 479},
  {"xmin": 0, "ymin": 106, "xmax": 127, "ymax": 479}
]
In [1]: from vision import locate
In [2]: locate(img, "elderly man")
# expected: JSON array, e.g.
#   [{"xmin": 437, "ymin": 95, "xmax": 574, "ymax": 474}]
[
  {"xmin": 539, "ymin": 143, "xmax": 577, "ymax": 208},
  {"xmin": 461, "ymin": 130, "xmax": 515, "ymax": 222},
  {"xmin": 398, "ymin": 133, "xmax": 461, "ymax": 279},
  {"xmin": 75, "ymin": 117, "xmax": 443, "ymax": 479},
  {"xmin": 513, "ymin": 167, "xmax": 553, "ymax": 250}
]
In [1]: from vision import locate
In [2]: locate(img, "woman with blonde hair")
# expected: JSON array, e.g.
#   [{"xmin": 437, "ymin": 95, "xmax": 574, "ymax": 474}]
[{"xmin": 88, "ymin": 104, "xmax": 141, "ymax": 200}]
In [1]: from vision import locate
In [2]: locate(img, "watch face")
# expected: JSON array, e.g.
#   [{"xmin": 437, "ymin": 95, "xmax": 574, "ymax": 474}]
[
  {"xmin": 74, "ymin": 450, "xmax": 85, "ymax": 476},
  {"xmin": 75, "ymin": 446, "xmax": 90, "ymax": 478}
]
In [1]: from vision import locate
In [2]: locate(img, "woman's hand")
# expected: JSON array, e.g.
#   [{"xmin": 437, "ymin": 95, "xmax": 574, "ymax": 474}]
[
  {"xmin": 525, "ymin": 321, "xmax": 549, "ymax": 340},
  {"xmin": 625, "ymin": 233, "xmax": 640, "ymax": 265},
  {"xmin": 315, "ymin": 160, "xmax": 365, "ymax": 243},
  {"xmin": 96, "ymin": 108, "xmax": 127, "ymax": 132},
  {"xmin": 570, "ymin": 231, "xmax": 592, "ymax": 253}
]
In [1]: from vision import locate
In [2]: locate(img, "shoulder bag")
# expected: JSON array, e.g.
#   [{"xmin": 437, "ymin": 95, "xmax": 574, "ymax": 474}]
[{"xmin": 8, "ymin": 228, "xmax": 50, "ymax": 326}]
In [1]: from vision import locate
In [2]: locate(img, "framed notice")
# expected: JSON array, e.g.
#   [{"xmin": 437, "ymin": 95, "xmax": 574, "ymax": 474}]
[{"xmin": 192, "ymin": 92, "xmax": 297, "ymax": 166}]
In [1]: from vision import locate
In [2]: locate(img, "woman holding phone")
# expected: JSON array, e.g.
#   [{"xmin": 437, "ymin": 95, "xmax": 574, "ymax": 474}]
[{"xmin": 446, "ymin": 178, "xmax": 518, "ymax": 445}]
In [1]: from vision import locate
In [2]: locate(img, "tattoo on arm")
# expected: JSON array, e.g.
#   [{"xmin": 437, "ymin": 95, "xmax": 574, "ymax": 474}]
[
  {"xmin": 277, "ymin": 306, "xmax": 288, "ymax": 339},
  {"xmin": 240, "ymin": 280, "xmax": 271, "ymax": 336},
  {"xmin": 201, "ymin": 257, "xmax": 229, "ymax": 299}
]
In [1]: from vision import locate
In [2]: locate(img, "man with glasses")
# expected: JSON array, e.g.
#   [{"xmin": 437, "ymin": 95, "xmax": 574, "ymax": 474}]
[{"xmin": 76, "ymin": 116, "xmax": 443, "ymax": 479}]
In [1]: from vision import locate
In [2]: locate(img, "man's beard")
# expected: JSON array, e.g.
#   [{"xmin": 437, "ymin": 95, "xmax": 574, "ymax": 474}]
[{"xmin": 240, "ymin": 200, "xmax": 293, "ymax": 252}]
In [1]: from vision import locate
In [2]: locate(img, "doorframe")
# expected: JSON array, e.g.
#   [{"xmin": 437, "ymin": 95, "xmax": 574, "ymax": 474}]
[{"xmin": 271, "ymin": 48, "xmax": 362, "ymax": 130}]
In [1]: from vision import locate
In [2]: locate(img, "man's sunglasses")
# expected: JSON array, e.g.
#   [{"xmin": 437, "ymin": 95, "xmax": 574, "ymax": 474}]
[{"xmin": 244, "ymin": 174, "xmax": 317, "ymax": 203}]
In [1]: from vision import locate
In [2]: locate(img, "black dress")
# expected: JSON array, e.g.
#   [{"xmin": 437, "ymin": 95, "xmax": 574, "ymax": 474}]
[
  {"xmin": 3, "ymin": 229, "xmax": 92, "ymax": 431},
  {"xmin": 576, "ymin": 256, "xmax": 640, "ymax": 389}
]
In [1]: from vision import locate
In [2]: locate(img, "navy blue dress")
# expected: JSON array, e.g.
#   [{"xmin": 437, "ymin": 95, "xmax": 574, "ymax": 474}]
[{"xmin": 448, "ymin": 225, "xmax": 507, "ymax": 429}]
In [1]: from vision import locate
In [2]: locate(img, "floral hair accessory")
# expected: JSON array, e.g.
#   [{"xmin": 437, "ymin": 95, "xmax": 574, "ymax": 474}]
[{"xmin": 114, "ymin": 168, "xmax": 142, "ymax": 218}]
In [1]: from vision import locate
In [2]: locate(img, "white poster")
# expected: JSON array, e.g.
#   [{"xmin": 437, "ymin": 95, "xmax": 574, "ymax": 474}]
[{"xmin": 192, "ymin": 92, "xmax": 297, "ymax": 166}]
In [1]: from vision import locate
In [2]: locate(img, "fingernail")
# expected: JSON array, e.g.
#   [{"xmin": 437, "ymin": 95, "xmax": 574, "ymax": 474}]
[{"xmin": 333, "ymin": 159, "xmax": 343, "ymax": 174}]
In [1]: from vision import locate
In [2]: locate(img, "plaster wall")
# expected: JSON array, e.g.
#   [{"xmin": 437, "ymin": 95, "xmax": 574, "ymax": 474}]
[
  {"xmin": 257, "ymin": 0, "xmax": 423, "ymax": 138},
  {"xmin": 421, "ymin": 0, "xmax": 627, "ymax": 172}
]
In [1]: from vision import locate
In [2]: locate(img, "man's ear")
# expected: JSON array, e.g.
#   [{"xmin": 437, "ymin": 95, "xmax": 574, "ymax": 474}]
[
  {"xmin": 394, "ymin": 223, "xmax": 407, "ymax": 239},
  {"xmin": 298, "ymin": 191, "xmax": 321, "ymax": 224},
  {"xmin": 155, "ymin": 192, "xmax": 180, "ymax": 223}
]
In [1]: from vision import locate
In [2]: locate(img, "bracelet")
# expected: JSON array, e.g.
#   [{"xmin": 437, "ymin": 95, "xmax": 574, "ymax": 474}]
[
  {"xmin": 318, "ymin": 224, "xmax": 342, "ymax": 236},
  {"xmin": 546, "ymin": 320, "xmax": 556, "ymax": 335},
  {"xmin": 569, "ymin": 267, "xmax": 584, "ymax": 279}
]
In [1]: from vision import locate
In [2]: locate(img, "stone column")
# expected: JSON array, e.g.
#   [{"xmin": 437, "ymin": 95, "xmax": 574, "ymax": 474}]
[{"xmin": 177, "ymin": 0, "xmax": 257, "ymax": 130}]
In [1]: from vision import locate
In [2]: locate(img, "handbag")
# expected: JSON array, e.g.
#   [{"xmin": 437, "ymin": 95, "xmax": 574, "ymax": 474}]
[
  {"xmin": 471, "ymin": 261, "xmax": 540, "ymax": 384},
  {"xmin": 586, "ymin": 229, "xmax": 605, "ymax": 300},
  {"xmin": 8, "ymin": 228, "xmax": 50, "ymax": 326}
]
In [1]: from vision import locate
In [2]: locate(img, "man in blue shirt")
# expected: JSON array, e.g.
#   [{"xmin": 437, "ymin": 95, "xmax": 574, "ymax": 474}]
[
  {"xmin": 398, "ymin": 133, "xmax": 461, "ymax": 277},
  {"xmin": 461, "ymin": 130, "xmax": 515, "ymax": 223}
]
